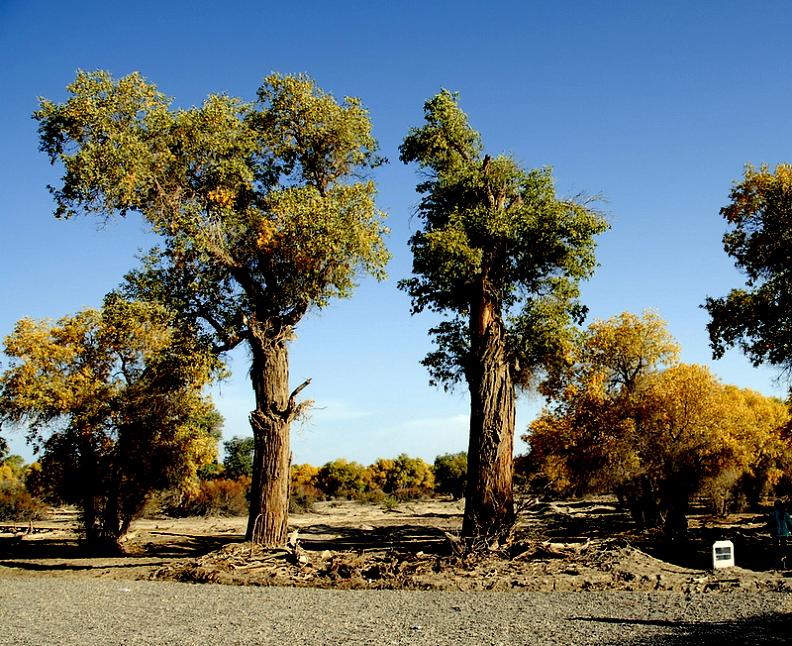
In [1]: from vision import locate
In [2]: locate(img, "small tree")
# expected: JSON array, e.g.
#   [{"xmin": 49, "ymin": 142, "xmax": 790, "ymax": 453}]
[
  {"xmin": 400, "ymin": 90, "xmax": 607, "ymax": 541},
  {"xmin": 381, "ymin": 454, "xmax": 435, "ymax": 496},
  {"xmin": 434, "ymin": 452, "xmax": 467, "ymax": 500},
  {"xmin": 316, "ymin": 459, "xmax": 367, "ymax": 498},
  {"xmin": 0, "ymin": 455, "xmax": 46, "ymax": 522},
  {"xmin": 223, "ymin": 436, "xmax": 255, "ymax": 480},
  {"xmin": 0, "ymin": 295, "xmax": 222, "ymax": 549},
  {"xmin": 35, "ymin": 71, "xmax": 389, "ymax": 546},
  {"xmin": 526, "ymin": 312, "xmax": 789, "ymax": 530}
]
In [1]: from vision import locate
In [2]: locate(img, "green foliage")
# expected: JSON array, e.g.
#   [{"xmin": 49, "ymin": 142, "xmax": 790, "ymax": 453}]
[
  {"xmin": 0, "ymin": 295, "xmax": 223, "ymax": 545},
  {"xmin": 399, "ymin": 90, "xmax": 608, "ymax": 390},
  {"xmin": 36, "ymin": 70, "xmax": 390, "ymax": 348},
  {"xmin": 705, "ymin": 164, "xmax": 792, "ymax": 376},
  {"xmin": 223, "ymin": 436, "xmax": 255, "ymax": 480},
  {"xmin": 400, "ymin": 89, "xmax": 607, "ymax": 539},
  {"xmin": 316, "ymin": 459, "xmax": 367, "ymax": 498},
  {"xmin": 35, "ymin": 70, "xmax": 390, "ymax": 545},
  {"xmin": 433, "ymin": 452, "xmax": 467, "ymax": 499}
]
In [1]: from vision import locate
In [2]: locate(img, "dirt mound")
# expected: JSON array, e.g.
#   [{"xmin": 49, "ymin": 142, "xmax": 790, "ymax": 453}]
[
  {"xmin": 5, "ymin": 499, "xmax": 792, "ymax": 593},
  {"xmin": 151, "ymin": 535, "xmax": 792, "ymax": 592}
]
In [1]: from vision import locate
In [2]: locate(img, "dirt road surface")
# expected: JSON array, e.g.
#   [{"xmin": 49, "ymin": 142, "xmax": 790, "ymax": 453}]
[{"xmin": 1, "ymin": 576, "xmax": 790, "ymax": 645}]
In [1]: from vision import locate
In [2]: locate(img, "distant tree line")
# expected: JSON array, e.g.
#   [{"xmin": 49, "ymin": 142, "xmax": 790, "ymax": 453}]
[{"xmin": 0, "ymin": 443, "xmax": 469, "ymax": 522}]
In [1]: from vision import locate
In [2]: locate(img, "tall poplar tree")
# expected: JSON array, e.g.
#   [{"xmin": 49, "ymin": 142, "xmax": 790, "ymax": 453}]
[
  {"xmin": 35, "ymin": 71, "xmax": 389, "ymax": 545},
  {"xmin": 400, "ymin": 91, "xmax": 607, "ymax": 541}
]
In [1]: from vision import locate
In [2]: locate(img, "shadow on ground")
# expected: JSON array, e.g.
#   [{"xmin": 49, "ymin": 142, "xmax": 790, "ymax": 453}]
[
  {"xmin": 0, "ymin": 530, "xmax": 247, "ymax": 573},
  {"xmin": 599, "ymin": 611, "xmax": 792, "ymax": 645},
  {"xmin": 293, "ymin": 523, "xmax": 453, "ymax": 554},
  {"xmin": 528, "ymin": 501, "xmax": 785, "ymax": 573}
]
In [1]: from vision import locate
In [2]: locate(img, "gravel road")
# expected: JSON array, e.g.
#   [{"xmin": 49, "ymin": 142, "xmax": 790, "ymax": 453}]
[{"xmin": 1, "ymin": 576, "xmax": 790, "ymax": 645}]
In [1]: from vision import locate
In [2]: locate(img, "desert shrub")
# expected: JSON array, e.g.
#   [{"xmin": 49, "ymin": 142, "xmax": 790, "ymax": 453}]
[
  {"xmin": 316, "ymin": 459, "xmax": 367, "ymax": 498},
  {"xmin": 392, "ymin": 486, "xmax": 430, "ymax": 501},
  {"xmin": 289, "ymin": 463, "xmax": 321, "ymax": 512},
  {"xmin": 380, "ymin": 495, "xmax": 400, "ymax": 511},
  {"xmin": 0, "ymin": 456, "xmax": 48, "ymax": 521},
  {"xmin": 698, "ymin": 467, "xmax": 744, "ymax": 515},
  {"xmin": 0, "ymin": 486, "xmax": 48, "ymax": 521},
  {"xmin": 289, "ymin": 484, "xmax": 321, "ymax": 513},
  {"xmin": 434, "ymin": 452, "xmax": 467, "ymax": 499},
  {"xmin": 163, "ymin": 477, "xmax": 251, "ymax": 517},
  {"xmin": 355, "ymin": 488, "xmax": 387, "ymax": 505}
]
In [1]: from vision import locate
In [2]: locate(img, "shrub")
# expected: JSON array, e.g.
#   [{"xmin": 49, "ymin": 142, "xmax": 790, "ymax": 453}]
[
  {"xmin": 0, "ymin": 456, "xmax": 48, "ymax": 521},
  {"xmin": 289, "ymin": 484, "xmax": 321, "ymax": 513},
  {"xmin": 163, "ymin": 477, "xmax": 251, "ymax": 517},
  {"xmin": 0, "ymin": 485, "xmax": 48, "ymax": 521}
]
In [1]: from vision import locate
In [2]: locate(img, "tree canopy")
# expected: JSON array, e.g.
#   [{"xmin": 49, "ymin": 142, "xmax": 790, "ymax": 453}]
[
  {"xmin": 705, "ymin": 163, "xmax": 792, "ymax": 377},
  {"xmin": 35, "ymin": 70, "xmax": 390, "ymax": 546},
  {"xmin": 0, "ymin": 294, "xmax": 222, "ymax": 547},
  {"xmin": 400, "ymin": 89, "xmax": 608, "ymax": 540},
  {"xmin": 526, "ymin": 311, "xmax": 791, "ymax": 530}
]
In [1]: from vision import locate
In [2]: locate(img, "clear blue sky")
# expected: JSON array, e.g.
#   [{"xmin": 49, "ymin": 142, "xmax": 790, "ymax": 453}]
[{"xmin": 1, "ymin": 1, "xmax": 790, "ymax": 465}]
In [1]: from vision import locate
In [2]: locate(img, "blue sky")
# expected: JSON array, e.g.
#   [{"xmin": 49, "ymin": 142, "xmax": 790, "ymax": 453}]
[{"xmin": 1, "ymin": 1, "xmax": 791, "ymax": 465}]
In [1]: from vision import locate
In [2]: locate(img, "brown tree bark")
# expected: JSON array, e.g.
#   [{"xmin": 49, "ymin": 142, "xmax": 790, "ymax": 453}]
[
  {"xmin": 462, "ymin": 285, "xmax": 516, "ymax": 542},
  {"xmin": 245, "ymin": 326, "xmax": 310, "ymax": 546}
]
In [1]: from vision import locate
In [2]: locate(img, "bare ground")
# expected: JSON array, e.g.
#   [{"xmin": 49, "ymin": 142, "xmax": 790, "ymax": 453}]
[{"xmin": 1, "ymin": 497, "xmax": 792, "ymax": 594}]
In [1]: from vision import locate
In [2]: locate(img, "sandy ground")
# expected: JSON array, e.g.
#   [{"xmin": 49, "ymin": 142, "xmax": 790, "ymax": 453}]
[{"xmin": 1, "ymin": 497, "xmax": 792, "ymax": 593}]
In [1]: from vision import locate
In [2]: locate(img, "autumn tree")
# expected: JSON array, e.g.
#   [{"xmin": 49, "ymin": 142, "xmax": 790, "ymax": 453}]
[
  {"xmin": 0, "ymin": 295, "xmax": 221, "ymax": 549},
  {"xmin": 315, "ymin": 459, "xmax": 367, "ymax": 498},
  {"xmin": 35, "ymin": 71, "xmax": 389, "ymax": 545},
  {"xmin": 526, "ymin": 311, "xmax": 790, "ymax": 531},
  {"xmin": 705, "ymin": 164, "xmax": 792, "ymax": 376},
  {"xmin": 400, "ymin": 90, "xmax": 608, "ymax": 541},
  {"xmin": 527, "ymin": 311, "xmax": 679, "ymax": 519},
  {"xmin": 373, "ymin": 454, "xmax": 435, "ymax": 496}
]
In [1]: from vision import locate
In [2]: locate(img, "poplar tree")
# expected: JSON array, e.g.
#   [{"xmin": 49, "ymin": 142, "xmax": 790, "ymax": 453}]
[
  {"xmin": 35, "ymin": 71, "xmax": 389, "ymax": 545},
  {"xmin": 400, "ymin": 91, "xmax": 607, "ymax": 541}
]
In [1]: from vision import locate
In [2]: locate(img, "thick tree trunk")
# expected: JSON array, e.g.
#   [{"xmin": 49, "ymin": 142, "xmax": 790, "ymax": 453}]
[
  {"xmin": 245, "ymin": 330, "xmax": 294, "ymax": 546},
  {"xmin": 462, "ymin": 288, "xmax": 516, "ymax": 542}
]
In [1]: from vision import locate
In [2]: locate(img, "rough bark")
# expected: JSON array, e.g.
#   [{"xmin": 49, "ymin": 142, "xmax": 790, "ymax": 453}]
[
  {"xmin": 245, "ymin": 326, "xmax": 310, "ymax": 546},
  {"xmin": 462, "ymin": 285, "xmax": 516, "ymax": 542}
]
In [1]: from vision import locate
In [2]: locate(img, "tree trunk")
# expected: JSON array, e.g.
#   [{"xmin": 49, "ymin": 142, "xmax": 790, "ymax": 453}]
[
  {"xmin": 462, "ymin": 287, "xmax": 516, "ymax": 542},
  {"xmin": 75, "ymin": 428, "xmax": 101, "ymax": 548},
  {"xmin": 245, "ymin": 330, "xmax": 294, "ymax": 546}
]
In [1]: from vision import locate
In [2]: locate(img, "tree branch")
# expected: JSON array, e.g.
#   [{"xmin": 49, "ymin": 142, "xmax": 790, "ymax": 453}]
[{"xmin": 285, "ymin": 377, "xmax": 312, "ymax": 422}]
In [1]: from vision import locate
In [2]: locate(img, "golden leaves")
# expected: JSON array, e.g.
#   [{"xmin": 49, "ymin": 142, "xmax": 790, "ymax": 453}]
[{"xmin": 206, "ymin": 187, "xmax": 236, "ymax": 209}]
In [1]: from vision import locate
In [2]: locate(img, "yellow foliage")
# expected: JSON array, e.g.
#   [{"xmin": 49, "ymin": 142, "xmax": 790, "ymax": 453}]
[
  {"xmin": 291, "ymin": 464, "xmax": 319, "ymax": 489},
  {"xmin": 207, "ymin": 187, "xmax": 236, "ymax": 208}
]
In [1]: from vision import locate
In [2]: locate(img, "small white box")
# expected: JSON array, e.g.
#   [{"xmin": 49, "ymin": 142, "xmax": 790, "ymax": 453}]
[{"xmin": 712, "ymin": 540, "xmax": 735, "ymax": 569}]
